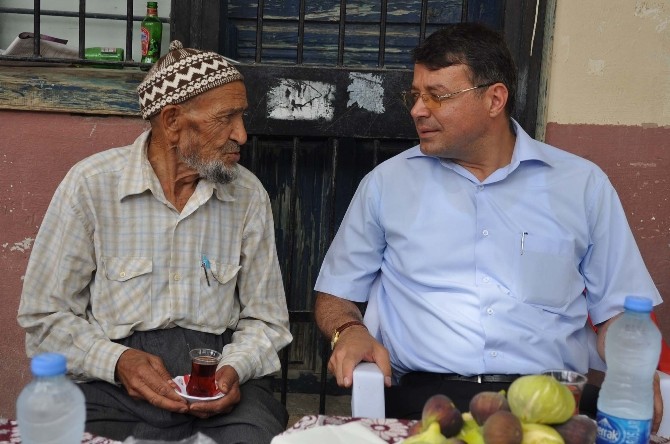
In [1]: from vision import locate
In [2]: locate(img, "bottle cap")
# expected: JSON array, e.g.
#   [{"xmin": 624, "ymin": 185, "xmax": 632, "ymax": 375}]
[
  {"xmin": 31, "ymin": 353, "xmax": 67, "ymax": 377},
  {"xmin": 623, "ymin": 295, "xmax": 653, "ymax": 313}
]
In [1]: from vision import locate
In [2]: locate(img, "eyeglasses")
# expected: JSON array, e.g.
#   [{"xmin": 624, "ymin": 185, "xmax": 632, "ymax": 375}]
[{"xmin": 401, "ymin": 83, "xmax": 495, "ymax": 110}]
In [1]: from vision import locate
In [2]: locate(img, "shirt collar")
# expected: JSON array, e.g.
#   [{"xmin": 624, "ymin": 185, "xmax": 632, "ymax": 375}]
[
  {"xmin": 118, "ymin": 130, "xmax": 235, "ymax": 203},
  {"xmin": 118, "ymin": 130, "xmax": 154, "ymax": 201},
  {"xmin": 403, "ymin": 119, "xmax": 554, "ymax": 168}
]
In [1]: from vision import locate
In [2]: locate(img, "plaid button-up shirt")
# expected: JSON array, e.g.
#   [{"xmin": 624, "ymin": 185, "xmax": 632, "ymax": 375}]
[{"xmin": 18, "ymin": 131, "xmax": 292, "ymax": 384}]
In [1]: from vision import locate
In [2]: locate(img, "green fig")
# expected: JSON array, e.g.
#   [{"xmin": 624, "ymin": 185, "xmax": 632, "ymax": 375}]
[
  {"xmin": 422, "ymin": 394, "xmax": 464, "ymax": 437},
  {"xmin": 456, "ymin": 412, "xmax": 484, "ymax": 444},
  {"xmin": 521, "ymin": 423, "xmax": 565, "ymax": 444},
  {"xmin": 508, "ymin": 375, "xmax": 574, "ymax": 424},
  {"xmin": 403, "ymin": 421, "xmax": 451, "ymax": 444}
]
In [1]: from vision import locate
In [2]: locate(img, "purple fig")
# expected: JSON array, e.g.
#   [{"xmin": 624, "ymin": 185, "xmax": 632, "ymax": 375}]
[
  {"xmin": 469, "ymin": 391, "xmax": 510, "ymax": 426},
  {"xmin": 482, "ymin": 410, "xmax": 522, "ymax": 444},
  {"xmin": 552, "ymin": 415, "xmax": 597, "ymax": 444},
  {"xmin": 421, "ymin": 394, "xmax": 464, "ymax": 437}
]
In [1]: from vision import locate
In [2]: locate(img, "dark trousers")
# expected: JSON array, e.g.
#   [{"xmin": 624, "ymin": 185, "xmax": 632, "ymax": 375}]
[
  {"xmin": 80, "ymin": 328, "xmax": 288, "ymax": 443},
  {"xmin": 385, "ymin": 372, "xmax": 600, "ymax": 420}
]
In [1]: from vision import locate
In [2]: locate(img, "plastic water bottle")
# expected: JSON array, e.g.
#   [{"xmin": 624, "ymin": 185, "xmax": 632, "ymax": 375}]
[
  {"xmin": 596, "ymin": 296, "xmax": 661, "ymax": 444},
  {"xmin": 16, "ymin": 353, "xmax": 86, "ymax": 444}
]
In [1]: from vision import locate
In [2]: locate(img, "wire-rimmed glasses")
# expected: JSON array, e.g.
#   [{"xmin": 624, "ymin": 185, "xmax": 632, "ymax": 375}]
[{"xmin": 401, "ymin": 83, "xmax": 495, "ymax": 110}]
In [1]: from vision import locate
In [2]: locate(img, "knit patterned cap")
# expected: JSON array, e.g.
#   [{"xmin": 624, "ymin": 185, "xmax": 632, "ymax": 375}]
[{"xmin": 137, "ymin": 40, "xmax": 243, "ymax": 119}]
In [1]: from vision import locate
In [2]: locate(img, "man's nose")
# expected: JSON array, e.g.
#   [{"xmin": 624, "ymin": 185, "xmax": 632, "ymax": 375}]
[
  {"xmin": 230, "ymin": 118, "xmax": 247, "ymax": 146},
  {"xmin": 410, "ymin": 97, "xmax": 431, "ymax": 119}
]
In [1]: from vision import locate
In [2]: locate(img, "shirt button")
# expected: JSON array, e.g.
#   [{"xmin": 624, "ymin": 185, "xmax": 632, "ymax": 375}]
[
  {"xmin": 482, "ymin": 229, "xmax": 489, "ymax": 236},
  {"xmin": 487, "ymin": 308, "xmax": 494, "ymax": 315},
  {"xmin": 119, "ymin": 271, "xmax": 126, "ymax": 278},
  {"xmin": 490, "ymin": 351, "xmax": 498, "ymax": 357},
  {"xmin": 173, "ymin": 273, "xmax": 181, "ymax": 281},
  {"xmin": 478, "ymin": 185, "xmax": 484, "ymax": 191},
  {"xmin": 483, "ymin": 276, "xmax": 490, "ymax": 283}
]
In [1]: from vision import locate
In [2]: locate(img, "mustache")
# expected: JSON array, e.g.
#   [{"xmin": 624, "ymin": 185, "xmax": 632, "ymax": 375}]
[{"xmin": 221, "ymin": 140, "xmax": 240, "ymax": 153}]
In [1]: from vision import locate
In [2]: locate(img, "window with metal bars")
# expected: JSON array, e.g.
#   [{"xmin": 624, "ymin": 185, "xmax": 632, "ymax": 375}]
[
  {"xmin": 221, "ymin": 0, "xmax": 503, "ymax": 68},
  {"xmin": 0, "ymin": 0, "xmax": 171, "ymax": 68}
]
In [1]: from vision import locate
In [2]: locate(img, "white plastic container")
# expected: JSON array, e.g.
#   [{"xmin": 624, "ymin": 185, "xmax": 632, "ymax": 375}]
[
  {"xmin": 16, "ymin": 353, "xmax": 86, "ymax": 444},
  {"xmin": 596, "ymin": 296, "xmax": 661, "ymax": 444}
]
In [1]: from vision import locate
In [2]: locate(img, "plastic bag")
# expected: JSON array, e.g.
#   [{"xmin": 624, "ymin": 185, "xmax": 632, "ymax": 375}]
[{"xmin": 123, "ymin": 432, "xmax": 217, "ymax": 444}]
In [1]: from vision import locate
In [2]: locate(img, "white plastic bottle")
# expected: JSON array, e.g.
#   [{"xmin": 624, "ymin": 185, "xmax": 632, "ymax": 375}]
[
  {"xmin": 16, "ymin": 353, "xmax": 86, "ymax": 444},
  {"xmin": 596, "ymin": 296, "xmax": 661, "ymax": 444}
]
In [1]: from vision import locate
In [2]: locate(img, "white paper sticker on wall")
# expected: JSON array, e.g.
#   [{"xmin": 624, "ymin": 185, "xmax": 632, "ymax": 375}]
[
  {"xmin": 267, "ymin": 79, "xmax": 335, "ymax": 121},
  {"xmin": 347, "ymin": 73, "xmax": 385, "ymax": 114}
]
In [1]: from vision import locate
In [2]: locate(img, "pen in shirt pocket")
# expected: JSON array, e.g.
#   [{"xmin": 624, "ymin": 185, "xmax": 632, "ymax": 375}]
[
  {"xmin": 201, "ymin": 254, "xmax": 211, "ymax": 286},
  {"xmin": 520, "ymin": 231, "xmax": 528, "ymax": 255}
]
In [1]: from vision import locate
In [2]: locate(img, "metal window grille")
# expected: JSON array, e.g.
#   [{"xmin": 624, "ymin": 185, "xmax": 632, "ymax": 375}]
[
  {"xmin": 0, "ymin": 0, "xmax": 170, "ymax": 68},
  {"xmin": 222, "ymin": 0, "xmax": 499, "ymax": 69}
]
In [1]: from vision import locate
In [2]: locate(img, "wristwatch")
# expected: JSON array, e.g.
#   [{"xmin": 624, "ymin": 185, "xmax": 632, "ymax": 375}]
[{"xmin": 330, "ymin": 320, "xmax": 367, "ymax": 351}]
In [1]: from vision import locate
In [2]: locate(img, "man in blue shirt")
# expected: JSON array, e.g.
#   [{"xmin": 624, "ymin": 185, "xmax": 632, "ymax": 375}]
[{"xmin": 313, "ymin": 22, "xmax": 663, "ymax": 430}]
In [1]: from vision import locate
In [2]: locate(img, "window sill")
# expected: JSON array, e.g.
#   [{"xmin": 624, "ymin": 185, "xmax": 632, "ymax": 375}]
[{"xmin": 0, "ymin": 64, "xmax": 145, "ymax": 116}]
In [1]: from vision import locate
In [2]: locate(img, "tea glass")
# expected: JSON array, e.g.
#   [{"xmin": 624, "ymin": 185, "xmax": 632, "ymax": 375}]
[
  {"xmin": 542, "ymin": 369, "xmax": 588, "ymax": 416},
  {"xmin": 185, "ymin": 348, "xmax": 221, "ymax": 398}
]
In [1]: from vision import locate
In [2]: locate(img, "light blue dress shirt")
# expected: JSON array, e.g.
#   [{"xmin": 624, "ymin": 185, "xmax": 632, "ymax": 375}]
[{"xmin": 315, "ymin": 121, "xmax": 661, "ymax": 378}]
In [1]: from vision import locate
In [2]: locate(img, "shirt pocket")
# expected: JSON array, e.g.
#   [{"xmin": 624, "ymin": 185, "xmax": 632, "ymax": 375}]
[
  {"xmin": 514, "ymin": 234, "xmax": 579, "ymax": 309},
  {"xmin": 199, "ymin": 260, "xmax": 242, "ymax": 324},
  {"xmin": 100, "ymin": 256, "xmax": 152, "ymax": 324},
  {"xmin": 209, "ymin": 262, "xmax": 242, "ymax": 286}
]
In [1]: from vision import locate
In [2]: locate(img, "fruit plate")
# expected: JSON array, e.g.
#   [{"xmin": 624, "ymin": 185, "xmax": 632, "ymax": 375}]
[{"xmin": 172, "ymin": 374, "xmax": 224, "ymax": 403}]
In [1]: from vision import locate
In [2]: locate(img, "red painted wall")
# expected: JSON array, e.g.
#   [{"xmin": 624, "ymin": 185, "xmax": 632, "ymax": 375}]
[
  {"xmin": 1, "ymin": 111, "xmax": 668, "ymax": 419},
  {"xmin": 545, "ymin": 122, "xmax": 670, "ymax": 336},
  {"xmin": 0, "ymin": 110, "xmax": 148, "ymax": 418}
]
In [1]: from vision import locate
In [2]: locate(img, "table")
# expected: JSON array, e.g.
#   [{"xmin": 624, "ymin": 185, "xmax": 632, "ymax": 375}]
[
  {"xmin": 0, "ymin": 418, "xmax": 121, "ymax": 443},
  {"xmin": 281, "ymin": 415, "xmax": 670, "ymax": 444}
]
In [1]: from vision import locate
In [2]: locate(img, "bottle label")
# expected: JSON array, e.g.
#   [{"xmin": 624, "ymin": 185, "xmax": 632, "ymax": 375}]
[
  {"xmin": 596, "ymin": 410, "xmax": 651, "ymax": 444},
  {"xmin": 141, "ymin": 27, "xmax": 150, "ymax": 57}
]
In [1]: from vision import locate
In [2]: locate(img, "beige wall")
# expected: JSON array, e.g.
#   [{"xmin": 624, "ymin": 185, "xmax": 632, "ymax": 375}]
[{"xmin": 546, "ymin": 0, "xmax": 670, "ymax": 126}]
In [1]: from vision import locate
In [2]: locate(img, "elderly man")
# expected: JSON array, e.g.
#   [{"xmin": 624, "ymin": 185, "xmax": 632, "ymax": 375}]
[{"xmin": 18, "ymin": 41, "xmax": 292, "ymax": 443}]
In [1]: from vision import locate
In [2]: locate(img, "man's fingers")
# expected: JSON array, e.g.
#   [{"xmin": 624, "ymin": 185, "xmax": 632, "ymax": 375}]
[
  {"xmin": 652, "ymin": 372, "xmax": 663, "ymax": 433},
  {"xmin": 188, "ymin": 383, "xmax": 240, "ymax": 417},
  {"xmin": 116, "ymin": 349, "xmax": 188, "ymax": 413}
]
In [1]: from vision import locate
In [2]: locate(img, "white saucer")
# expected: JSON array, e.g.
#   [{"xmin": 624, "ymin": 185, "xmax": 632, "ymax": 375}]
[{"xmin": 172, "ymin": 375, "xmax": 225, "ymax": 403}]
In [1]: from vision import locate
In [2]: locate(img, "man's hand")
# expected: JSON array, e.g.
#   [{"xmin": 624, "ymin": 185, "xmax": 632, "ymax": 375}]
[
  {"xmin": 653, "ymin": 371, "xmax": 663, "ymax": 434},
  {"xmin": 315, "ymin": 292, "xmax": 393, "ymax": 389},
  {"xmin": 116, "ymin": 349, "xmax": 188, "ymax": 413},
  {"xmin": 328, "ymin": 326, "xmax": 392, "ymax": 389},
  {"xmin": 188, "ymin": 365, "xmax": 241, "ymax": 418}
]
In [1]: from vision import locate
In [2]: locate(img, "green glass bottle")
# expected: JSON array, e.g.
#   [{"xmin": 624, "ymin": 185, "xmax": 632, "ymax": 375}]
[
  {"xmin": 140, "ymin": 1, "xmax": 162, "ymax": 67},
  {"xmin": 84, "ymin": 47, "xmax": 124, "ymax": 69}
]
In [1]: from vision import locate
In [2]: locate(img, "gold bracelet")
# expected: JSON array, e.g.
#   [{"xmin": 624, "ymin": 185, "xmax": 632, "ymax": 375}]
[{"xmin": 330, "ymin": 320, "xmax": 367, "ymax": 351}]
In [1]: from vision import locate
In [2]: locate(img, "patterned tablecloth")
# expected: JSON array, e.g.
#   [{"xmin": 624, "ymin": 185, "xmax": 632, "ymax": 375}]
[
  {"xmin": 0, "ymin": 418, "xmax": 122, "ymax": 444},
  {"xmin": 281, "ymin": 415, "xmax": 416, "ymax": 443},
  {"xmin": 281, "ymin": 414, "xmax": 670, "ymax": 444}
]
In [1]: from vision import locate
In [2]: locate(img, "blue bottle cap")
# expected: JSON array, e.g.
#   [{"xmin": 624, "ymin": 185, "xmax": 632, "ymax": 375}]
[
  {"xmin": 623, "ymin": 295, "xmax": 653, "ymax": 313},
  {"xmin": 31, "ymin": 353, "xmax": 67, "ymax": 377}
]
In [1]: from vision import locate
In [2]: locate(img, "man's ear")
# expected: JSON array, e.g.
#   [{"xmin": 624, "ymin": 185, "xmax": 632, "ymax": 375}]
[
  {"xmin": 487, "ymin": 83, "xmax": 509, "ymax": 118},
  {"xmin": 159, "ymin": 105, "xmax": 183, "ymax": 145}
]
